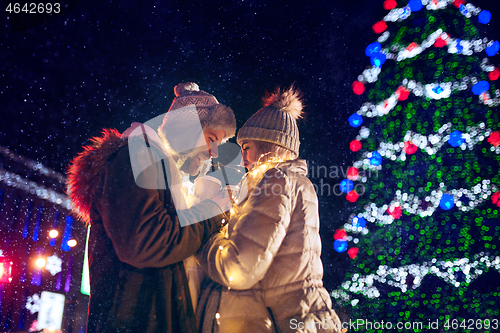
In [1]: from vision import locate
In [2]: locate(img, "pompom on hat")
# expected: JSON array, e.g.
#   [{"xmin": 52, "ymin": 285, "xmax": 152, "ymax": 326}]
[
  {"xmin": 170, "ymin": 82, "xmax": 218, "ymax": 111},
  {"xmin": 237, "ymin": 85, "xmax": 304, "ymax": 155}
]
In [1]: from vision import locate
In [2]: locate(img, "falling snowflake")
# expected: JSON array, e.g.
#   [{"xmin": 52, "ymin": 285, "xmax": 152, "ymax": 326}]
[
  {"xmin": 45, "ymin": 255, "xmax": 62, "ymax": 276},
  {"xmin": 26, "ymin": 294, "xmax": 41, "ymax": 314}
]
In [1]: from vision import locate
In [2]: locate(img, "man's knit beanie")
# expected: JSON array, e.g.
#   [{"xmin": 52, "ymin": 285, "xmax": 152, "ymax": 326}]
[
  {"xmin": 157, "ymin": 82, "xmax": 236, "ymax": 176},
  {"xmin": 159, "ymin": 82, "xmax": 236, "ymax": 140}
]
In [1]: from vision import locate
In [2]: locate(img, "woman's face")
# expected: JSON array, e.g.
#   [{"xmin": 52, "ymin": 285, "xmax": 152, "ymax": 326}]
[{"xmin": 240, "ymin": 140, "xmax": 259, "ymax": 170}]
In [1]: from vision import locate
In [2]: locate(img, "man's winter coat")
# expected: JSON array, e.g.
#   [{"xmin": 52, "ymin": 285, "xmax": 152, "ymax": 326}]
[
  {"xmin": 67, "ymin": 128, "xmax": 224, "ymax": 333},
  {"xmin": 197, "ymin": 159, "xmax": 342, "ymax": 333}
]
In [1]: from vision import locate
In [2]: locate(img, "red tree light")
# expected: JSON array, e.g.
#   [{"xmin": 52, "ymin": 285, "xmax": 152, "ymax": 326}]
[
  {"xmin": 347, "ymin": 167, "xmax": 359, "ymax": 181},
  {"xmin": 492, "ymin": 192, "xmax": 500, "ymax": 207},
  {"xmin": 348, "ymin": 247, "xmax": 359, "ymax": 259},
  {"xmin": 452, "ymin": 0, "xmax": 465, "ymax": 8},
  {"xmin": 489, "ymin": 68, "xmax": 500, "ymax": 81},
  {"xmin": 352, "ymin": 81, "xmax": 365, "ymax": 95},
  {"xmin": 0, "ymin": 258, "xmax": 13, "ymax": 284},
  {"xmin": 406, "ymin": 42, "xmax": 419, "ymax": 52},
  {"xmin": 488, "ymin": 131, "xmax": 500, "ymax": 147},
  {"xmin": 372, "ymin": 21, "xmax": 388, "ymax": 34},
  {"xmin": 333, "ymin": 229, "xmax": 347, "ymax": 240},
  {"xmin": 396, "ymin": 86, "xmax": 410, "ymax": 101},
  {"xmin": 350, "ymin": 140, "xmax": 362, "ymax": 152},
  {"xmin": 404, "ymin": 141, "xmax": 418, "ymax": 154},
  {"xmin": 387, "ymin": 204, "xmax": 402, "ymax": 219},
  {"xmin": 383, "ymin": 0, "xmax": 397, "ymax": 10},
  {"xmin": 346, "ymin": 190, "xmax": 359, "ymax": 202},
  {"xmin": 434, "ymin": 37, "xmax": 447, "ymax": 48}
]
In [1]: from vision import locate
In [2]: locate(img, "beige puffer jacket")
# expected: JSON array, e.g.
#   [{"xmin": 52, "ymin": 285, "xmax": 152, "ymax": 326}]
[{"xmin": 198, "ymin": 159, "xmax": 341, "ymax": 333}]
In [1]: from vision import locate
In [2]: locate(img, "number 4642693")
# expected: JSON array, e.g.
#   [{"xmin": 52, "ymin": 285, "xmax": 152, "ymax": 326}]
[
  {"xmin": 443, "ymin": 318, "xmax": 499, "ymax": 330},
  {"xmin": 6, "ymin": 3, "xmax": 61, "ymax": 14}
]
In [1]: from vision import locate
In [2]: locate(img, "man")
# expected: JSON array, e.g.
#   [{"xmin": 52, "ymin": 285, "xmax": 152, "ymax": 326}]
[{"xmin": 67, "ymin": 82, "xmax": 236, "ymax": 333}]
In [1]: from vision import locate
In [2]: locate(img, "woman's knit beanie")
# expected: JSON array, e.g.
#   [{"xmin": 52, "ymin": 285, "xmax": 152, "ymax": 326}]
[{"xmin": 237, "ymin": 85, "xmax": 303, "ymax": 156}]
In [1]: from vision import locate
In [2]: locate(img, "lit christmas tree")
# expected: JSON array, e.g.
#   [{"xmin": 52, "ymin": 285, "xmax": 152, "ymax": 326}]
[{"xmin": 332, "ymin": 0, "xmax": 500, "ymax": 330}]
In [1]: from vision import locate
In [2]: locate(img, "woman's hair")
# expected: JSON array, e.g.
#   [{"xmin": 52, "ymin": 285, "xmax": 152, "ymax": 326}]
[{"xmin": 253, "ymin": 140, "xmax": 297, "ymax": 163}]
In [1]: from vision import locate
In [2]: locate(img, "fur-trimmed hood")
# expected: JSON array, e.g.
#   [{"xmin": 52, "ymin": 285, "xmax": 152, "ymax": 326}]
[{"xmin": 66, "ymin": 129, "xmax": 126, "ymax": 225}]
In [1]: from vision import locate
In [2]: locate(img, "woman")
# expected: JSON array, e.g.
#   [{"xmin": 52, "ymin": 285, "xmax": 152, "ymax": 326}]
[{"xmin": 197, "ymin": 86, "xmax": 342, "ymax": 333}]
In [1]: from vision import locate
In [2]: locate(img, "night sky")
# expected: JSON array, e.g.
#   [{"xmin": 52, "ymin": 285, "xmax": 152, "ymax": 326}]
[{"xmin": 3, "ymin": 0, "xmax": 500, "ymax": 289}]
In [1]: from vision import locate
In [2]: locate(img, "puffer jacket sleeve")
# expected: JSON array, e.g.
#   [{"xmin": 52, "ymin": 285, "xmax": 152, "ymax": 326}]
[
  {"xmin": 96, "ymin": 144, "xmax": 224, "ymax": 269},
  {"xmin": 197, "ymin": 168, "xmax": 291, "ymax": 290}
]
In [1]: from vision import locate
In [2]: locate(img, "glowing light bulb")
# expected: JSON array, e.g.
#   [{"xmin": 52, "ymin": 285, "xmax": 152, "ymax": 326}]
[
  {"xmin": 49, "ymin": 229, "xmax": 59, "ymax": 238},
  {"xmin": 67, "ymin": 239, "xmax": 77, "ymax": 247},
  {"xmin": 219, "ymin": 246, "xmax": 224, "ymax": 251},
  {"xmin": 36, "ymin": 258, "xmax": 46, "ymax": 268}
]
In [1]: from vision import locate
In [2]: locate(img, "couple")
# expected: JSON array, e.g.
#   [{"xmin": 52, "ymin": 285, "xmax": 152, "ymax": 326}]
[{"xmin": 67, "ymin": 82, "xmax": 341, "ymax": 333}]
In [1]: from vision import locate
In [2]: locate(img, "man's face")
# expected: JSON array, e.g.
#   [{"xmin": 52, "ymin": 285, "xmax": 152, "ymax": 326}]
[{"xmin": 181, "ymin": 129, "xmax": 226, "ymax": 176}]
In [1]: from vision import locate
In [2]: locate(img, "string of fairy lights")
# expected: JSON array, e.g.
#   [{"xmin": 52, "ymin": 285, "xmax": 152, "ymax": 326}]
[
  {"xmin": 356, "ymin": 72, "xmax": 500, "ymax": 120},
  {"xmin": 345, "ymin": 177, "xmax": 498, "ymax": 236},
  {"xmin": 0, "ymin": 168, "xmax": 72, "ymax": 210},
  {"xmin": 332, "ymin": 254, "xmax": 500, "ymax": 305},
  {"xmin": 355, "ymin": 31, "xmax": 499, "ymax": 107},
  {"xmin": 385, "ymin": 0, "xmax": 481, "ymax": 22},
  {"xmin": 0, "ymin": 145, "xmax": 67, "ymax": 184},
  {"xmin": 342, "ymin": 121, "xmax": 499, "ymax": 237},
  {"xmin": 0, "ymin": 145, "xmax": 71, "ymax": 209},
  {"xmin": 352, "ymin": 122, "xmax": 500, "ymax": 172}
]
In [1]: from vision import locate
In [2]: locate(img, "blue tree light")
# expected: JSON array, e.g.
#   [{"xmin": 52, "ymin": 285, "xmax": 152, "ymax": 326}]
[
  {"xmin": 439, "ymin": 194, "xmax": 455, "ymax": 210},
  {"xmin": 370, "ymin": 52, "xmax": 387, "ymax": 67},
  {"xmin": 459, "ymin": 4, "xmax": 469, "ymax": 17},
  {"xmin": 456, "ymin": 39, "xmax": 464, "ymax": 54},
  {"xmin": 365, "ymin": 42, "xmax": 382, "ymax": 57},
  {"xmin": 340, "ymin": 179, "xmax": 354, "ymax": 193},
  {"xmin": 471, "ymin": 81, "xmax": 490, "ymax": 95},
  {"xmin": 408, "ymin": 0, "xmax": 423, "ymax": 12},
  {"xmin": 370, "ymin": 151, "xmax": 383, "ymax": 166},
  {"xmin": 351, "ymin": 216, "xmax": 367, "ymax": 228},
  {"xmin": 334, "ymin": 239, "xmax": 348, "ymax": 253},
  {"xmin": 401, "ymin": 6, "xmax": 411, "ymax": 19},
  {"xmin": 478, "ymin": 10, "xmax": 492, "ymax": 24},
  {"xmin": 486, "ymin": 41, "xmax": 500, "ymax": 57},
  {"xmin": 448, "ymin": 130, "xmax": 465, "ymax": 147},
  {"xmin": 432, "ymin": 84, "xmax": 444, "ymax": 95},
  {"xmin": 348, "ymin": 113, "xmax": 363, "ymax": 127}
]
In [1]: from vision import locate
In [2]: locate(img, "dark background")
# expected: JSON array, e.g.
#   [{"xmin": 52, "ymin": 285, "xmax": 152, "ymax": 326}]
[{"xmin": 3, "ymin": 0, "xmax": 500, "ymax": 290}]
